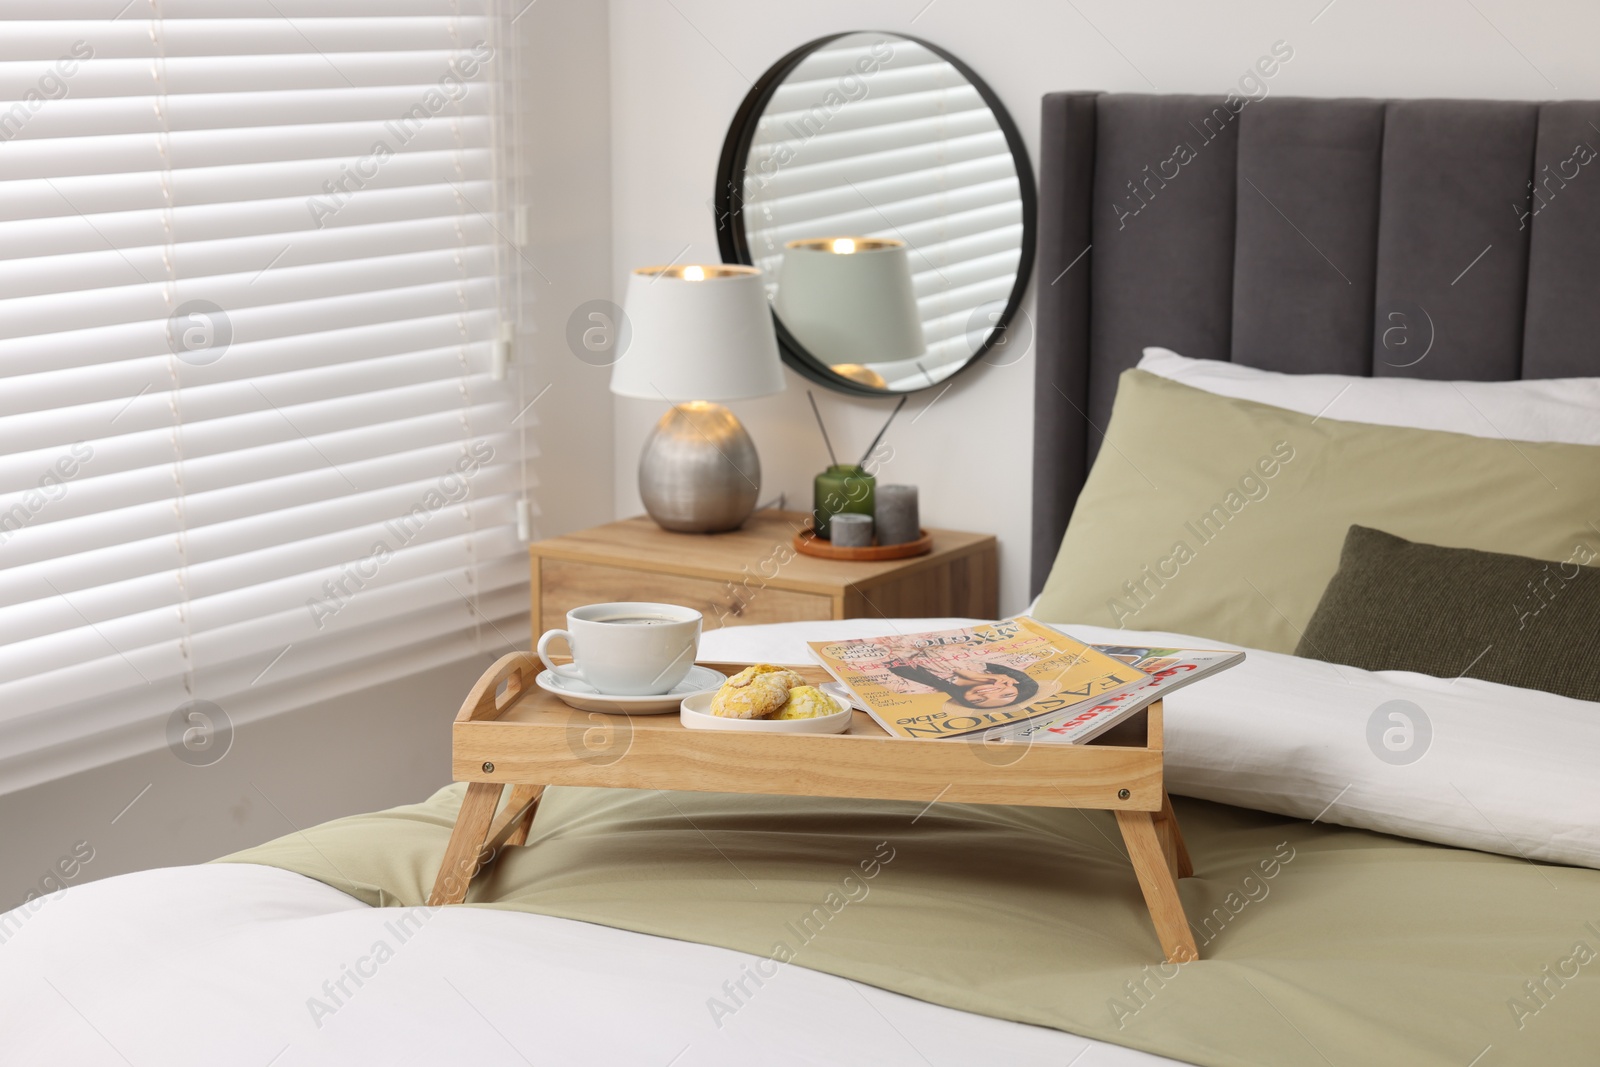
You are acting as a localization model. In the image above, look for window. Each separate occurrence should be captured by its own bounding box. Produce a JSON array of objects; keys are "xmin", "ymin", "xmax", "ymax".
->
[{"xmin": 0, "ymin": 2, "xmax": 533, "ymax": 791}]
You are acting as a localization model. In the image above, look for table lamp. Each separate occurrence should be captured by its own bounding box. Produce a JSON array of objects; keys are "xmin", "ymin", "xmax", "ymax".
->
[
  {"xmin": 611, "ymin": 264, "xmax": 786, "ymax": 533},
  {"xmin": 774, "ymin": 237, "xmax": 925, "ymax": 372}
]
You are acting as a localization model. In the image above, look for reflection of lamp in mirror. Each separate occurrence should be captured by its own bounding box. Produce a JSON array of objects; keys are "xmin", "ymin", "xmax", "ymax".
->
[
  {"xmin": 775, "ymin": 237, "xmax": 923, "ymax": 381},
  {"xmin": 829, "ymin": 363, "xmax": 890, "ymax": 390},
  {"xmin": 611, "ymin": 264, "xmax": 785, "ymax": 533}
]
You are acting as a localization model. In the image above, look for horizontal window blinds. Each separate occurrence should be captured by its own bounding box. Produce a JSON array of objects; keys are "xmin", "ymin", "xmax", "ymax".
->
[
  {"xmin": 740, "ymin": 37, "xmax": 1024, "ymax": 385},
  {"xmin": 0, "ymin": 2, "xmax": 531, "ymax": 793}
]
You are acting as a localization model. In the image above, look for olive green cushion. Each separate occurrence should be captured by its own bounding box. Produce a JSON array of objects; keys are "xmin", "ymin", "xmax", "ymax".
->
[
  {"xmin": 1033, "ymin": 369, "xmax": 1600, "ymax": 652},
  {"xmin": 1296, "ymin": 525, "xmax": 1600, "ymax": 699}
]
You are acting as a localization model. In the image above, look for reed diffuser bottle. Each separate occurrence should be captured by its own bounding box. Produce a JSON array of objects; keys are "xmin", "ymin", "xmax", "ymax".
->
[
  {"xmin": 813, "ymin": 464, "xmax": 875, "ymax": 539},
  {"xmin": 805, "ymin": 391, "xmax": 905, "ymax": 541}
]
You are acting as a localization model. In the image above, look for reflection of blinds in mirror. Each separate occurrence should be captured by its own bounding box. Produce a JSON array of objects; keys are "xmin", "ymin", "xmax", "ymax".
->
[{"xmin": 742, "ymin": 38, "xmax": 1023, "ymax": 387}]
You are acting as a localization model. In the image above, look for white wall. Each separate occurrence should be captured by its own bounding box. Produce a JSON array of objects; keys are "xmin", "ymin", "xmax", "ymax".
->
[{"xmin": 606, "ymin": 0, "xmax": 1600, "ymax": 614}]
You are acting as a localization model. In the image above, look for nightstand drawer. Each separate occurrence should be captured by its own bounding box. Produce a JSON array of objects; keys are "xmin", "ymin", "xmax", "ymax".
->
[{"xmin": 537, "ymin": 558, "xmax": 834, "ymax": 633}]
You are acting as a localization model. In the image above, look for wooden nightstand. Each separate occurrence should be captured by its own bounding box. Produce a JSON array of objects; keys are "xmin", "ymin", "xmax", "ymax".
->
[{"xmin": 530, "ymin": 509, "xmax": 998, "ymax": 634}]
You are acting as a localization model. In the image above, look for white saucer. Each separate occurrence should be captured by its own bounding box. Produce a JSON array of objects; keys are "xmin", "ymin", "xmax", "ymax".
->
[
  {"xmin": 536, "ymin": 665, "xmax": 727, "ymax": 715},
  {"xmin": 679, "ymin": 690, "xmax": 854, "ymax": 733}
]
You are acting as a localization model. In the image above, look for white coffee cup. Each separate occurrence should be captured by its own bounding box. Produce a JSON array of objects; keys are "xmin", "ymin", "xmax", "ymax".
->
[{"xmin": 536, "ymin": 601, "xmax": 702, "ymax": 696}]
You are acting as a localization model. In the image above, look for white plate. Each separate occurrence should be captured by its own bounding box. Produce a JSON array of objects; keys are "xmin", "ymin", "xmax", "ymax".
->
[
  {"xmin": 536, "ymin": 665, "xmax": 726, "ymax": 715},
  {"xmin": 679, "ymin": 690, "xmax": 854, "ymax": 733}
]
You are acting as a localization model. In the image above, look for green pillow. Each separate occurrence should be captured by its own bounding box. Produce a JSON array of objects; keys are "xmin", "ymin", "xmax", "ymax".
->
[
  {"xmin": 1032, "ymin": 369, "xmax": 1600, "ymax": 652},
  {"xmin": 1295, "ymin": 525, "xmax": 1600, "ymax": 699}
]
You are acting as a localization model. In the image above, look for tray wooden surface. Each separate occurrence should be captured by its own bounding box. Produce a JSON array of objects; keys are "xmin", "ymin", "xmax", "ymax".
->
[
  {"xmin": 454, "ymin": 660, "xmax": 1165, "ymax": 811},
  {"xmin": 792, "ymin": 524, "xmax": 935, "ymax": 562}
]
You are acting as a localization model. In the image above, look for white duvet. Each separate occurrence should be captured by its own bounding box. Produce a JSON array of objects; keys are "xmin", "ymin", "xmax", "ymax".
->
[
  {"xmin": 0, "ymin": 863, "xmax": 1164, "ymax": 1067},
  {"xmin": 4, "ymin": 617, "xmax": 1594, "ymax": 1066}
]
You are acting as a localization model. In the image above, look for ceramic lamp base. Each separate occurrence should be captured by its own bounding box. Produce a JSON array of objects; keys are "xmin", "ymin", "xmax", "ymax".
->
[{"xmin": 638, "ymin": 402, "xmax": 761, "ymax": 533}]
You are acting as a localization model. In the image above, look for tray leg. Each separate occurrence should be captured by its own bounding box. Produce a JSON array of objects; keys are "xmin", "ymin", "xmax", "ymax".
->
[
  {"xmin": 429, "ymin": 782, "xmax": 502, "ymax": 906},
  {"xmin": 1116, "ymin": 808, "xmax": 1200, "ymax": 963},
  {"xmin": 1158, "ymin": 792, "xmax": 1195, "ymax": 879},
  {"xmin": 495, "ymin": 784, "xmax": 545, "ymax": 848}
]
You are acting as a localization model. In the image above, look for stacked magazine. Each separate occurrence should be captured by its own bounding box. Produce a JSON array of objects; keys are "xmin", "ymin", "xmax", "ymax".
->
[{"xmin": 809, "ymin": 617, "xmax": 1242, "ymax": 745}]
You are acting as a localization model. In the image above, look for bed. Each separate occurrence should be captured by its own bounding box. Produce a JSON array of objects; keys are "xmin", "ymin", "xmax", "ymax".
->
[{"xmin": 5, "ymin": 92, "xmax": 1600, "ymax": 1066}]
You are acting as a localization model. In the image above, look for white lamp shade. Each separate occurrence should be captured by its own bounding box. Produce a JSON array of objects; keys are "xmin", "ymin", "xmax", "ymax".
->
[
  {"xmin": 774, "ymin": 238, "xmax": 925, "ymax": 365},
  {"xmin": 610, "ymin": 265, "xmax": 786, "ymax": 402}
]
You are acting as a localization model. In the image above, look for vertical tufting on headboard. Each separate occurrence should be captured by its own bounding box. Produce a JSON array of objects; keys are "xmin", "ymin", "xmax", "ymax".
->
[
  {"xmin": 1088, "ymin": 95, "xmax": 1240, "ymax": 424},
  {"xmin": 1030, "ymin": 91, "xmax": 1600, "ymax": 594},
  {"xmin": 1029, "ymin": 93, "xmax": 1096, "ymax": 589},
  {"xmin": 1231, "ymin": 98, "xmax": 1383, "ymax": 374},
  {"xmin": 1524, "ymin": 102, "xmax": 1600, "ymax": 377},
  {"xmin": 1372, "ymin": 101, "xmax": 1536, "ymax": 380}
]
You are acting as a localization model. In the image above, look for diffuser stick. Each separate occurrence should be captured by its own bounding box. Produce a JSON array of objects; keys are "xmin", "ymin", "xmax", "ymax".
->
[
  {"xmin": 807, "ymin": 390, "xmax": 839, "ymax": 467},
  {"xmin": 858, "ymin": 394, "xmax": 907, "ymax": 467}
]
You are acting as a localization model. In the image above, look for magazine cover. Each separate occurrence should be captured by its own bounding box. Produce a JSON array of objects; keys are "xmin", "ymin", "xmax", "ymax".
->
[
  {"xmin": 807, "ymin": 617, "xmax": 1146, "ymax": 740},
  {"xmin": 995, "ymin": 644, "xmax": 1246, "ymax": 745}
]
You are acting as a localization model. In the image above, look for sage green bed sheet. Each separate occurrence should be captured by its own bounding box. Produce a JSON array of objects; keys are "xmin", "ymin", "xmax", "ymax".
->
[{"xmin": 220, "ymin": 784, "xmax": 1600, "ymax": 1066}]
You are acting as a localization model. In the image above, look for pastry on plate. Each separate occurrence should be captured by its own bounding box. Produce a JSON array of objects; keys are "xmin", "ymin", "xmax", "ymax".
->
[
  {"xmin": 709, "ymin": 664, "xmax": 806, "ymax": 719},
  {"xmin": 771, "ymin": 685, "xmax": 844, "ymax": 720}
]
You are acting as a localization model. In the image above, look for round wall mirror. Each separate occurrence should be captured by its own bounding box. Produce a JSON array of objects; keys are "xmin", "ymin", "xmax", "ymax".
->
[{"xmin": 715, "ymin": 31, "xmax": 1036, "ymax": 396}]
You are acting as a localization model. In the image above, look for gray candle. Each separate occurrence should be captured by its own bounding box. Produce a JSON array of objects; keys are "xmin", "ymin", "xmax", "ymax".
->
[
  {"xmin": 875, "ymin": 484, "xmax": 919, "ymax": 546},
  {"xmin": 830, "ymin": 512, "xmax": 873, "ymax": 548}
]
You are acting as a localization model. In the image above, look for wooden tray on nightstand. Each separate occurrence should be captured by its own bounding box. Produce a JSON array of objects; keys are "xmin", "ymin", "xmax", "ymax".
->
[
  {"xmin": 792, "ymin": 522, "xmax": 934, "ymax": 561},
  {"xmin": 428, "ymin": 652, "xmax": 1200, "ymax": 963}
]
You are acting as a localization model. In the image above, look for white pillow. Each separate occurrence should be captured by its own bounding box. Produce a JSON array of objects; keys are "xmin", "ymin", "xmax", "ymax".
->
[
  {"xmin": 1139, "ymin": 347, "xmax": 1600, "ymax": 445},
  {"xmin": 1057, "ymin": 623, "xmax": 1600, "ymax": 871}
]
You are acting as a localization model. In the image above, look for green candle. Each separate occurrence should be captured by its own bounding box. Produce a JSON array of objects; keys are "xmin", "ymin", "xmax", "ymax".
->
[{"xmin": 812, "ymin": 464, "xmax": 875, "ymax": 539}]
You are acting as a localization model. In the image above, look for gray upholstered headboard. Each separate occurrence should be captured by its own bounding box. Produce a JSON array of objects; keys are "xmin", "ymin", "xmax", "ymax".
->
[{"xmin": 1030, "ymin": 91, "xmax": 1600, "ymax": 593}]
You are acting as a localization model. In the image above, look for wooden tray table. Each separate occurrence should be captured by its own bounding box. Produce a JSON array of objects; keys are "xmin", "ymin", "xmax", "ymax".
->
[{"xmin": 429, "ymin": 652, "xmax": 1200, "ymax": 963}]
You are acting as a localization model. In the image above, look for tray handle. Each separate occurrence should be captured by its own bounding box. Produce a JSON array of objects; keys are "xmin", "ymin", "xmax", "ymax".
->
[{"xmin": 454, "ymin": 651, "xmax": 541, "ymax": 723}]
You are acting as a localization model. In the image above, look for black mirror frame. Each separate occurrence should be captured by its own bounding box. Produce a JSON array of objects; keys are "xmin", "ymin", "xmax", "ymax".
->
[{"xmin": 713, "ymin": 30, "xmax": 1038, "ymax": 397}]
